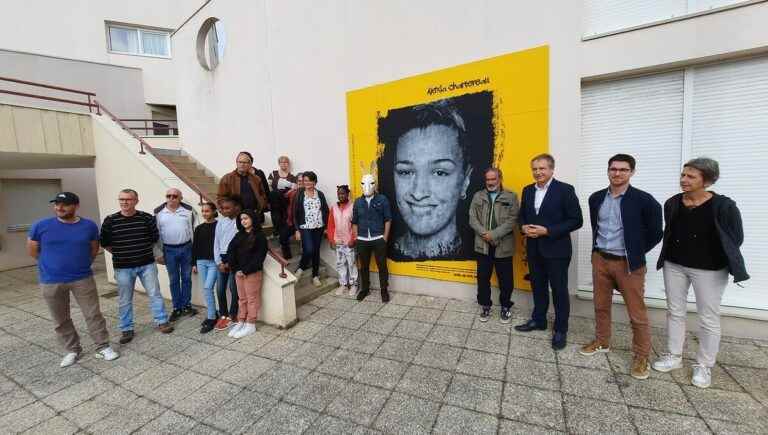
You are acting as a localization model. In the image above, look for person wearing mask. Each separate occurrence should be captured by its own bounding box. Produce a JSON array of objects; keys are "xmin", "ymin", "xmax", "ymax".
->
[
  {"xmin": 515, "ymin": 154, "xmax": 583, "ymax": 350},
  {"xmin": 352, "ymin": 172, "xmax": 393, "ymax": 302},
  {"xmin": 100, "ymin": 189, "xmax": 173, "ymax": 344},
  {"xmin": 268, "ymin": 156, "xmax": 298, "ymax": 258},
  {"xmin": 213, "ymin": 195, "xmax": 242, "ymax": 330},
  {"xmin": 468, "ymin": 168, "xmax": 519, "ymax": 324},
  {"xmin": 192, "ymin": 202, "xmax": 219, "ymax": 334},
  {"xmin": 652, "ymin": 157, "xmax": 748, "ymax": 388},
  {"xmin": 293, "ymin": 171, "xmax": 329, "ymax": 287},
  {"xmin": 217, "ymin": 152, "xmax": 267, "ymax": 221},
  {"xmin": 154, "ymin": 188, "xmax": 198, "ymax": 321},
  {"xmin": 226, "ymin": 209, "xmax": 268, "ymax": 339},
  {"xmin": 580, "ymin": 154, "xmax": 663, "ymax": 381},
  {"xmin": 27, "ymin": 192, "xmax": 119, "ymax": 367},
  {"xmin": 327, "ymin": 185, "xmax": 358, "ymax": 296}
]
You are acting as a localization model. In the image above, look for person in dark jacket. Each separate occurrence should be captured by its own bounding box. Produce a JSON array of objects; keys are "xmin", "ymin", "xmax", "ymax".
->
[
  {"xmin": 579, "ymin": 154, "xmax": 663, "ymax": 382},
  {"xmin": 268, "ymin": 156, "xmax": 298, "ymax": 258},
  {"xmin": 293, "ymin": 171, "xmax": 330, "ymax": 287},
  {"xmin": 515, "ymin": 154, "xmax": 583, "ymax": 350},
  {"xmin": 226, "ymin": 209, "xmax": 268, "ymax": 339},
  {"xmin": 652, "ymin": 157, "xmax": 748, "ymax": 389},
  {"xmin": 192, "ymin": 202, "xmax": 218, "ymax": 333}
]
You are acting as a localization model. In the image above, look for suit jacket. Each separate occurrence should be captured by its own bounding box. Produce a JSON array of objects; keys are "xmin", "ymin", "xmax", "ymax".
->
[{"xmin": 518, "ymin": 179, "xmax": 583, "ymax": 259}]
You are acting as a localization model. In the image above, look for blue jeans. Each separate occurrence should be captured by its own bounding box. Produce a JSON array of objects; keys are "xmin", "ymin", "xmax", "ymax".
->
[
  {"xmin": 299, "ymin": 228, "xmax": 324, "ymax": 277},
  {"xmin": 196, "ymin": 260, "xmax": 218, "ymax": 320},
  {"xmin": 115, "ymin": 263, "xmax": 168, "ymax": 331},
  {"xmin": 163, "ymin": 243, "xmax": 193, "ymax": 310},
  {"xmin": 217, "ymin": 268, "xmax": 238, "ymax": 318}
]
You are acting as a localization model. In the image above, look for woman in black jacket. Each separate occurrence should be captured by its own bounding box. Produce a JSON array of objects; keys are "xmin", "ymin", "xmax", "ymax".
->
[
  {"xmin": 652, "ymin": 157, "xmax": 748, "ymax": 389},
  {"xmin": 226, "ymin": 209, "xmax": 268, "ymax": 339},
  {"xmin": 292, "ymin": 171, "xmax": 329, "ymax": 287}
]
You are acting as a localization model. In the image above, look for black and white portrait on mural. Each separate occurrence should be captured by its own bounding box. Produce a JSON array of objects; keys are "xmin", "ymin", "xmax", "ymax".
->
[{"xmin": 377, "ymin": 91, "xmax": 495, "ymax": 261}]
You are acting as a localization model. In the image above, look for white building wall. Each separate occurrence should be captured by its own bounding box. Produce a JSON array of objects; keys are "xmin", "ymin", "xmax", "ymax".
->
[
  {"xmin": 0, "ymin": 0, "xmax": 200, "ymax": 105},
  {"xmin": 171, "ymin": 0, "xmax": 768, "ymax": 323}
]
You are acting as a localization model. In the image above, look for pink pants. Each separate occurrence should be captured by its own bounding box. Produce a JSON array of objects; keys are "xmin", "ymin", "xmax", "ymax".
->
[{"xmin": 235, "ymin": 271, "xmax": 263, "ymax": 323}]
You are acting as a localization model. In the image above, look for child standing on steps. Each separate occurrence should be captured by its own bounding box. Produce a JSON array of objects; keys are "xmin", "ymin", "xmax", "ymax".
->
[
  {"xmin": 327, "ymin": 185, "xmax": 358, "ymax": 297},
  {"xmin": 192, "ymin": 202, "xmax": 218, "ymax": 333},
  {"xmin": 226, "ymin": 209, "xmax": 268, "ymax": 339}
]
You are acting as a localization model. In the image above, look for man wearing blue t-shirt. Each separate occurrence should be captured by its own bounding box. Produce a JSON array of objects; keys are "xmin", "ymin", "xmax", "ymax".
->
[{"xmin": 27, "ymin": 192, "xmax": 119, "ymax": 368}]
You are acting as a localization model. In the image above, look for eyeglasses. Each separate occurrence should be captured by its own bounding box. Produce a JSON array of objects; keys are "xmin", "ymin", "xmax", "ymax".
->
[
  {"xmin": 236, "ymin": 160, "xmax": 251, "ymax": 164},
  {"xmin": 166, "ymin": 194, "xmax": 179, "ymax": 199}
]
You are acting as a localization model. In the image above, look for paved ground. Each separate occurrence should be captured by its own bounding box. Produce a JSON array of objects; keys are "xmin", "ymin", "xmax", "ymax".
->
[{"xmin": 1, "ymin": 259, "xmax": 767, "ymax": 434}]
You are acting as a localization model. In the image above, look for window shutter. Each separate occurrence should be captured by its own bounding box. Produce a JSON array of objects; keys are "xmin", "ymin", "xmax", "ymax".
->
[
  {"xmin": 578, "ymin": 71, "xmax": 685, "ymax": 299},
  {"xmin": 583, "ymin": 0, "xmax": 687, "ymax": 36},
  {"xmin": 689, "ymin": 56, "xmax": 768, "ymax": 310}
]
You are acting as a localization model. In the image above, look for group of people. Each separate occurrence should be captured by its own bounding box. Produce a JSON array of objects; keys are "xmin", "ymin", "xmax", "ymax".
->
[
  {"xmin": 27, "ymin": 149, "xmax": 747, "ymax": 390},
  {"xmin": 471, "ymin": 152, "xmax": 747, "ymax": 389}
]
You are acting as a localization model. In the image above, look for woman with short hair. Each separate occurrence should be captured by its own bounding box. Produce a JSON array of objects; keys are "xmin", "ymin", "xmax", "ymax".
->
[
  {"xmin": 268, "ymin": 156, "xmax": 298, "ymax": 258},
  {"xmin": 293, "ymin": 171, "xmax": 329, "ymax": 287},
  {"xmin": 653, "ymin": 157, "xmax": 749, "ymax": 388}
]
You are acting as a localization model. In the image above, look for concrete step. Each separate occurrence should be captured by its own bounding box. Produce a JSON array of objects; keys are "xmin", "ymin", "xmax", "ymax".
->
[
  {"xmin": 152, "ymin": 148, "xmax": 182, "ymax": 156},
  {"xmin": 187, "ymin": 175, "xmax": 216, "ymax": 184},
  {"xmin": 295, "ymin": 277, "xmax": 339, "ymax": 306}
]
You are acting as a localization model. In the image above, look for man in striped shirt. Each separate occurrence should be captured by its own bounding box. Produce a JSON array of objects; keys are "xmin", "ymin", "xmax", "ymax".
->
[{"xmin": 100, "ymin": 189, "xmax": 174, "ymax": 344}]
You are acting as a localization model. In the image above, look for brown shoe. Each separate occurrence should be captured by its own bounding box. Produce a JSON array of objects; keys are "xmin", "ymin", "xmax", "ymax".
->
[
  {"xmin": 631, "ymin": 356, "xmax": 650, "ymax": 380},
  {"xmin": 578, "ymin": 340, "xmax": 610, "ymax": 356},
  {"xmin": 157, "ymin": 323, "xmax": 174, "ymax": 334}
]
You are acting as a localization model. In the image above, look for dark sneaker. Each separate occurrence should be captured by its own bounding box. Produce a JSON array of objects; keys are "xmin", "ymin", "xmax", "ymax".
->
[
  {"xmin": 168, "ymin": 309, "xmax": 182, "ymax": 322},
  {"xmin": 500, "ymin": 308, "xmax": 512, "ymax": 324},
  {"xmin": 157, "ymin": 323, "xmax": 174, "ymax": 334},
  {"xmin": 514, "ymin": 319, "xmax": 547, "ymax": 332},
  {"xmin": 183, "ymin": 306, "xmax": 199, "ymax": 317},
  {"xmin": 479, "ymin": 306, "xmax": 491, "ymax": 323},
  {"xmin": 381, "ymin": 290, "xmax": 390, "ymax": 303},
  {"xmin": 200, "ymin": 319, "xmax": 216, "ymax": 334},
  {"xmin": 552, "ymin": 332, "xmax": 567, "ymax": 350},
  {"xmin": 356, "ymin": 290, "xmax": 369, "ymax": 301},
  {"xmin": 119, "ymin": 330, "xmax": 134, "ymax": 345}
]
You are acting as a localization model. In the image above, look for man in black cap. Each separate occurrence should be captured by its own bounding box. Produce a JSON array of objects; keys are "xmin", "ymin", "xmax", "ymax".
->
[{"xmin": 27, "ymin": 192, "xmax": 119, "ymax": 367}]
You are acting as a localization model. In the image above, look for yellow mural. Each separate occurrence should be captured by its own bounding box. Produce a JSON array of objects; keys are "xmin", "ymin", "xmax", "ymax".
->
[{"xmin": 346, "ymin": 46, "xmax": 549, "ymax": 289}]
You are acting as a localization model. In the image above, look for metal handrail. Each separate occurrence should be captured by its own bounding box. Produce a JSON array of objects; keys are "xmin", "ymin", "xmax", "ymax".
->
[
  {"xmin": 269, "ymin": 247, "xmax": 289, "ymax": 278},
  {"xmin": 0, "ymin": 76, "xmax": 100, "ymax": 114}
]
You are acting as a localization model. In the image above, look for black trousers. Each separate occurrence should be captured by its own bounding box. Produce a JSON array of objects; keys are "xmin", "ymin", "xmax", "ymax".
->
[
  {"xmin": 357, "ymin": 238, "xmax": 388, "ymax": 292},
  {"xmin": 529, "ymin": 254, "xmax": 571, "ymax": 332},
  {"xmin": 476, "ymin": 246, "xmax": 514, "ymax": 309}
]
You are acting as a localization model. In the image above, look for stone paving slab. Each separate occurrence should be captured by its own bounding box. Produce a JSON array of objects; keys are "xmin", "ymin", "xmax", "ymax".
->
[{"xmin": 1, "ymin": 261, "xmax": 767, "ymax": 434}]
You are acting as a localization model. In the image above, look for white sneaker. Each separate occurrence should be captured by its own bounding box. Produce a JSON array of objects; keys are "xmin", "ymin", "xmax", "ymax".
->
[
  {"xmin": 60, "ymin": 352, "xmax": 80, "ymax": 368},
  {"xmin": 313, "ymin": 277, "xmax": 322, "ymax": 287},
  {"xmin": 95, "ymin": 346, "xmax": 120, "ymax": 362},
  {"xmin": 652, "ymin": 354, "xmax": 683, "ymax": 373},
  {"xmin": 234, "ymin": 323, "xmax": 256, "ymax": 339},
  {"xmin": 294, "ymin": 268, "xmax": 303, "ymax": 279},
  {"xmin": 336, "ymin": 286, "xmax": 346, "ymax": 296},
  {"xmin": 692, "ymin": 364, "xmax": 712, "ymax": 388},
  {"xmin": 227, "ymin": 322, "xmax": 244, "ymax": 338},
  {"xmin": 349, "ymin": 285, "xmax": 358, "ymax": 297}
]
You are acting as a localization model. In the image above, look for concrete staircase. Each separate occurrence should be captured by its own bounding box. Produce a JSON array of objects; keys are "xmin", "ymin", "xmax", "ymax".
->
[
  {"xmin": 280, "ymin": 239, "xmax": 339, "ymax": 305},
  {"xmin": 152, "ymin": 149, "xmax": 218, "ymax": 202}
]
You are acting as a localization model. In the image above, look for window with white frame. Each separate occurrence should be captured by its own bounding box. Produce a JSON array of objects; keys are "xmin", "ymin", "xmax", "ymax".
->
[
  {"xmin": 107, "ymin": 23, "xmax": 170, "ymax": 57},
  {"xmin": 583, "ymin": 0, "xmax": 753, "ymax": 37},
  {"xmin": 578, "ymin": 55, "xmax": 768, "ymax": 311}
]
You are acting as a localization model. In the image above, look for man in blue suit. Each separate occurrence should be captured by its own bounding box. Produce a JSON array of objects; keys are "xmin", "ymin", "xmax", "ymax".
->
[{"xmin": 514, "ymin": 154, "xmax": 583, "ymax": 350}]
